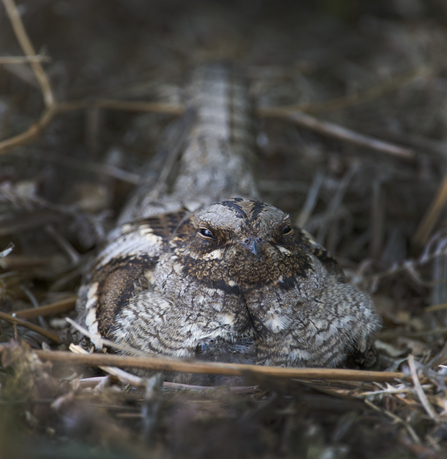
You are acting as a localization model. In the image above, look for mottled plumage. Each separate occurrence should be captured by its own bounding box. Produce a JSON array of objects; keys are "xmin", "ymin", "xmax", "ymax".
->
[{"xmin": 76, "ymin": 63, "xmax": 381, "ymax": 383}]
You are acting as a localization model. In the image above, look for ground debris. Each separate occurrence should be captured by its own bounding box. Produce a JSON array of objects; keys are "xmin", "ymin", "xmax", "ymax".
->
[{"xmin": 2, "ymin": 0, "xmax": 447, "ymax": 457}]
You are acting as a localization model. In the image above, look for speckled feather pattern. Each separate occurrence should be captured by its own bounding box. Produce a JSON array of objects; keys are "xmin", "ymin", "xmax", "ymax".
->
[{"xmin": 76, "ymin": 63, "xmax": 381, "ymax": 382}]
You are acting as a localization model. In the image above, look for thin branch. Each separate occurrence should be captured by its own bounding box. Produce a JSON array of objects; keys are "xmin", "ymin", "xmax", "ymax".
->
[
  {"xmin": 44, "ymin": 224, "xmax": 80, "ymax": 266},
  {"xmin": 397, "ymin": 435, "xmax": 446, "ymax": 459},
  {"xmin": 13, "ymin": 296, "xmax": 76, "ymax": 319},
  {"xmin": 424, "ymin": 302, "xmax": 447, "ymax": 313},
  {"xmin": 412, "ymin": 175, "xmax": 447, "ymax": 248},
  {"xmin": 162, "ymin": 381, "xmax": 259, "ymax": 393},
  {"xmin": 0, "ymin": 0, "xmax": 420, "ymax": 165},
  {"xmin": 0, "ymin": 92, "xmax": 415, "ymax": 165},
  {"xmin": 361, "ymin": 246, "xmax": 447, "ymax": 284},
  {"xmin": 357, "ymin": 386, "xmax": 432, "ymax": 398},
  {"xmin": 364, "ymin": 399, "xmax": 422, "ymax": 444},
  {"xmin": 0, "ymin": 5, "xmax": 418, "ymax": 170},
  {"xmin": 0, "ymin": 105, "xmax": 57, "ymax": 154},
  {"xmin": 0, "ymin": 54, "xmax": 51, "ymax": 64},
  {"xmin": 370, "ymin": 180, "xmax": 385, "ymax": 259},
  {"xmin": 20, "ymin": 284, "xmax": 47, "ymax": 328},
  {"xmin": 70, "ymin": 344, "xmax": 148, "ymax": 389},
  {"xmin": 408, "ymin": 354, "xmax": 438, "ymax": 421},
  {"xmin": 257, "ymin": 107, "xmax": 415, "ymax": 160},
  {"xmin": 0, "ymin": 311, "xmax": 60, "ymax": 342},
  {"xmin": 316, "ymin": 162, "xmax": 359, "ymax": 243},
  {"xmin": 91, "ymin": 99, "xmax": 184, "ymax": 115},
  {"xmin": 77, "ymin": 376, "xmax": 110, "ymax": 388},
  {"xmin": 2, "ymin": 0, "xmax": 55, "ymax": 107},
  {"xmin": 0, "ymin": 101, "xmax": 182, "ymax": 155},
  {"xmin": 295, "ymin": 169, "xmax": 324, "ymax": 228},
  {"xmin": 67, "ymin": 318, "xmax": 404, "ymax": 384},
  {"xmin": 0, "ymin": 346, "xmax": 405, "ymax": 382},
  {"xmin": 70, "ymin": 344, "xmax": 259, "ymax": 392}
]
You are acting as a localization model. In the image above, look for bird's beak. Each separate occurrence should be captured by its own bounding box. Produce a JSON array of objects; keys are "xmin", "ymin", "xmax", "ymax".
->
[{"xmin": 241, "ymin": 237, "xmax": 263, "ymax": 256}]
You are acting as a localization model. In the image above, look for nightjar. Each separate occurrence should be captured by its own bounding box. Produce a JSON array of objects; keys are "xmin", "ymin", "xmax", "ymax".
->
[{"xmin": 76, "ymin": 63, "xmax": 381, "ymax": 381}]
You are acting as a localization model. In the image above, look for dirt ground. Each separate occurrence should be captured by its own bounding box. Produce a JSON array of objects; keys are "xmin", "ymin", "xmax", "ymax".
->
[{"xmin": 2, "ymin": 0, "xmax": 447, "ymax": 458}]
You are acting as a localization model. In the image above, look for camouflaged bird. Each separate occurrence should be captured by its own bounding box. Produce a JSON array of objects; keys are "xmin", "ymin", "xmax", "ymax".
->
[{"xmin": 76, "ymin": 63, "xmax": 381, "ymax": 380}]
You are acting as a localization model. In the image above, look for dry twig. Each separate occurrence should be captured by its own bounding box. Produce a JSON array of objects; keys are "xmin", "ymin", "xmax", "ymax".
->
[
  {"xmin": 295, "ymin": 169, "xmax": 324, "ymax": 228},
  {"xmin": 413, "ymin": 175, "xmax": 447, "ymax": 248},
  {"xmin": 70, "ymin": 344, "xmax": 148, "ymax": 389},
  {"xmin": 90, "ymin": 99, "xmax": 184, "ymax": 115},
  {"xmin": 364, "ymin": 399, "xmax": 421, "ymax": 444},
  {"xmin": 0, "ymin": 311, "xmax": 60, "ymax": 342},
  {"xmin": 162, "ymin": 381, "xmax": 259, "ymax": 393},
  {"xmin": 13, "ymin": 296, "xmax": 77, "ymax": 319},
  {"xmin": 361, "ymin": 244, "xmax": 447, "ymax": 285},
  {"xmin": 0, "ymin": 105, "xmax": 58, "ymax": 153},
  {"xmin": 0, "ymin": 0, "xmax": 418, "ymax": 169},
  {"xmin": 0, "ymin": 346, "xmax": 406, "ymax": 382},
  {"xmin": 397, "ymin": 435, "xmax": 446, "ymax": 459},
  {"xmin": 2, "ymin": 0, "xmax": 54, "ymax": 107},
  {"xmin": 425, "ymin": 302, "xmax": 447, "ymax": 313},
  {"xmin": 257, "ymin": 107, "xmax": 415, "ymax": 160},
  {"xmin": 0, "ymin": 54, "xmax": 50, "ymax": 64},
  {"xmin": 0, "ymin": 101, "xmax": 182, "ymax": 154},
  {"xmin": 408, "ymin": 354, "xmax": 438, "ymax": 421},
  {"xmin": 65, "ymin": 319, "xmax": 405, "ymax": 382}
]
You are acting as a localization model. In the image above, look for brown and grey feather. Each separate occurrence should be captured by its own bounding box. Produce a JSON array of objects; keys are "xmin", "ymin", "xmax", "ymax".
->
[{"xmin": 75, "ymin": 63, "xmax": 381, "ymax": 383}]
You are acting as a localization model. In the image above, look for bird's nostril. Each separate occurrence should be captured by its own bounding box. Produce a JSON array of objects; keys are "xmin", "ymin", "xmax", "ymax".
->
[{"xmin": 241, "ymin": 236, "xmax": 263, "ymax": 256}]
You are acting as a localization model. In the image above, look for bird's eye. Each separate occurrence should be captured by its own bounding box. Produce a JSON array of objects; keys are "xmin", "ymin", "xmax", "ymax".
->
[
  {"xmin": 282, "ymin": 225, "xmax": 292, "ymax": 235},
  {"xmin": 198, "ymin": 228, "xmax": 214, "ymax": 239}
]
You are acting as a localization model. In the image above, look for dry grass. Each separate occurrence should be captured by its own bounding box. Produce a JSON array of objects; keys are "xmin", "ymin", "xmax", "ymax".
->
[{"xmin": 2, "ymin": 0, "xmax": 447, "ymax": 457}]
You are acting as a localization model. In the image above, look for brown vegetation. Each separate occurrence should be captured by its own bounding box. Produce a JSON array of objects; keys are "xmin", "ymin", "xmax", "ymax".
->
[{"xmin": 2, "ymin": 0, "xmax": 447, "ymax": 457}]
